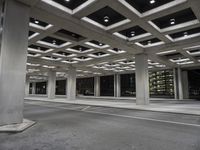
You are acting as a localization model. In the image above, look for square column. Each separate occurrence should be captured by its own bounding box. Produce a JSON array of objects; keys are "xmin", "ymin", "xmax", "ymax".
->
[
  {"xmin": 32, "ymin": 82, "xmax": 36, "ymax": 94},
  {"xmin": 177, "ymin": 68, "xmax": 183, "ymax": 100},
  {"xmin": 173, "ymin": 68, "xmax": 178, "ymax": 99},
  {"xmin": 0, "ymin": 0, "xmax": 30, "ymax": 126},
  {"xmin": 114, "ymin": 74, "xmax": 121, "ymax": 97},
  {"xmin": 94, "ymin": 76, "xmax": 100, "ymax": 97},
  {"xmin": 25, "ymin": 76, "xmax": 30, "ymax": 97},
  {"xmin": 67, "ymin": 67, "xmax": 76, "ymax": 100},
  {"xmin": 135, "ymin": 54, "xmax": 149, "ymax": 105},
  {"xmin": 47, "ymin": 71, "xmax": 56, "ymax": 99},
  {"xmin": 182, "ymin": 71, "xmax": 189, "ymax": 99}
]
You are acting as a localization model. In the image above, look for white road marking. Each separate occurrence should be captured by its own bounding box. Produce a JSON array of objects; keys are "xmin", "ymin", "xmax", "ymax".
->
[
  {"xmin": 25, "ymin": 102, "xmax": 200, "ymax": 128},
  {"xmin": 81, "ymin": 106, "xmax": 91, "ymax": 111}
]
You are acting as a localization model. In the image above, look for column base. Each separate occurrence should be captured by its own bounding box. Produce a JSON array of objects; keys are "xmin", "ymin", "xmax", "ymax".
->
[{"xmin": 0, "ymin": 119, "xmax": 35, "ymax": 132}]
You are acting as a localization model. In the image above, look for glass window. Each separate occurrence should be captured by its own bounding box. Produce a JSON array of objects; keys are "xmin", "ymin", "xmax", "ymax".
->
[
  {"xmin": 77, "ymin": 77, "xmax": 94, "ymax": 96},
  {"xmin": 149, "ymin": 70, "xmax": 174, "ymax": 98},
  {"xmin": 120, "ymin": 73, "xmax": 136, "ymax": 97},
  {"xmin": 188, "ymin": 70, "xmax": 200, "ymax": 99},
  {"xmin": 29, "ymin": 83, "xmax": 33, "ymax": 94},
  {"xmin": 100, "ymin": 75, "xmax": 114, "ymax": 96},
  {"xmin": 36, "ymin": 82, "xmax": 47, "ymax": 94},
  {"xmin": 56, "ymin": 80, "xmax": 66, "ymax": 95}
]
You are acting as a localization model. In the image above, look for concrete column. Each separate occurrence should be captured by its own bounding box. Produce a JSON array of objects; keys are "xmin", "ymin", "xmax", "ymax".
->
[
  {"xmin": 114, "ymin": 74, "xmax": 121, "ymax": 97},
  {"xmin": 47, "ymin": 70, "xmax": 56, "ymax": 99},
  {"xmin": 135, "ymin": 54, "xmax": 149, "ymax": 105},
  {"xmin": 32, "ymin": 82, "xmax": 36, "ymax": 94},
  {"xmin": 0, "ymin": 0, "xmax": 30, "ymax": 126},
  {"xmin": 173, "ymin": 68, "xmax": 178, "ymax": 99},
  {"xmin": 25, "ymin": 76, "xmax": 30, "ymax": 97},
  {"xmin": 182, "ymin": 70, "xmax": 189, "ymax": 99},
  {"xmin": 177, "ymin": 67, "xmax": 183, "ymax": 100},
  {"xmin": 67, "ymin": 67, "xmax": 76, "ymax": 100},
  {"xmin": 94, "ymin": 76, "xmax": 100, "ymax": 97}
]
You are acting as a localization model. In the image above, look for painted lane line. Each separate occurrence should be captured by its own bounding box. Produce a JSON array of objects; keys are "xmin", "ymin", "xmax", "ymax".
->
[{"xmin": 81, "ymin": 106, "xmax": 91, "ymax": 111}]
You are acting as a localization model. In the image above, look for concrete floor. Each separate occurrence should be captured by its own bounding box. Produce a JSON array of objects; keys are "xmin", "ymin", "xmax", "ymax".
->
[{"xmin": 0, "ymin": 100, "xmax": 200, "ymax": 150}]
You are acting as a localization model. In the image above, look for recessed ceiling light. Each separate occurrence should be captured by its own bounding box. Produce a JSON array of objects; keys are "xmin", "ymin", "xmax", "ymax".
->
[
  {"xmin": 170, "ymin": 18, "xmax": 175, "ymax": 25},
  {"xmin": 104, "ymin": 16, "xmax": 110, "ymax": 23},
  {"xmin": 150, "ymin": 0, "xmax": 156, "ymax": 4},
  {"xmin": 34, "ymin": 20, "xmax": 39, "ymax": 24},
  {"xmin": 65, "ymin": 0, "xmax": 70, "ymax": 2},
  {"xmin": 184, "ymin": 32, "xmax": 188, "ymax": 37},
  {"xmin": 53, "ymin": 40, "xmax": 56, "ymax": 45},
  {"xmin": 131, "ymin": 31, "xmax": 135, "ymax": 37}
]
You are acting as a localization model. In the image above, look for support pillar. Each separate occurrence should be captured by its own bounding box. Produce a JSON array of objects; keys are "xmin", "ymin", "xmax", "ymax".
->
[
  {"xmin": 177, "ymin": 67, "xmax": 183, "ymax": 100},
  {"xmin": 32, "ymin": 82, "xmax": 36, "ymax": 94},
  {"xmin": 47, "ymin": 70, "xmax": 56, "ymax": 99},
  {"xmin": 173, "ymin": 68, "xmax": 178, "ymax": 99},
  {"xmin": 0, "ymin": 0, "xmax": 30, "ymax": 126},
  {"xmin": 114, "ymin": 74, "xmax": 121, "ymax": 97},
  {"xmin": 25, "ymin": 76, "xmax": 30, "ymax": 97},
  {"xmin": 67, "ymin": 67, "xmax": 76, "ymax": 100},
  {"xmin": 135, "ymin": 54, "xmax": 149, "ymax": 105},
  {"xmin": 94, "ymin": 76, "xmax": 100, "ymax": 97},
  {"xmin": 182, "ymin": 70, "xmax": 189, "ymax": 99}
]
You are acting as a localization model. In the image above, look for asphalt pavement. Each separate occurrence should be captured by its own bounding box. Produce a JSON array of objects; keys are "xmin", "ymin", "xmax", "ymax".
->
[{"xmin": 0, "ymin": 100, "xmax": 200, "ymax": 150}]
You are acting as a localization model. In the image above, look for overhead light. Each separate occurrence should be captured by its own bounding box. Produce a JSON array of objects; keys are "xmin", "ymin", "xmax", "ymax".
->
[
  {"xmin": 150, "ymin": 0, "xmax": 155, "ymax": 4},
  {"xmin": 184, "ymin": 32, "xmax": 188, "ymax": 37},
  {"xmin": 131, "ymin": 31, "xmax": 135, "ymax": 37},
  {"xmin": 65, "ymin": 0, "xmax": 70, "ymax": 2},
  {"xmin": 170, "ymin": 18, "xmax": 175, "ymax": 25},
  {"xmin": 104, "ymin": 16, "xmax": 110, "ymax": 23},
  {"xmin": 34, "ymin": 20, "xmax": 39, "ymax": 24},
  {"xmin": 52, "ymin": 40, "xmax": 56, "ymax": 45},
  {"xmin": 99, "ymin": 43, "xmax": 103, "ymax": 46}
]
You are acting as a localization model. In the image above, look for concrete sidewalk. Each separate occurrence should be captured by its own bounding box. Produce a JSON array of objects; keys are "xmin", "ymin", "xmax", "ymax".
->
[{"xmin": 25, "ymin": 96, "xmax": 200, "ymax": 116}]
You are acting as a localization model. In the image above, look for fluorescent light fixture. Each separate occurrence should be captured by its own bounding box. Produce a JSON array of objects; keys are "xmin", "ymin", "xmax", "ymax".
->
[
  {"xmin": 170, "ymin": 58, "xmax": 190, "ymax": 63},
  {"xmin": 29, "ymin": 23, "xmax": 53, "ymax": 30},
  {"xmin": 28, "ymin": 32, "xmax": 39, "ymax": 40},
  {"xmin": 177, "ymin": 61, "xmax": 194, "ymax": 65},
  {"xmin": 41, "ymin": 56, "xmax": 62, "ymax": 61},
  {"xmin": 156, "ymin": 50, "xmax": 176, "ymax": 55}
]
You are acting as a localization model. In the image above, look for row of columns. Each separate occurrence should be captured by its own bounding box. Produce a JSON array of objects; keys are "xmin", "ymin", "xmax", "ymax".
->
[{"xmin": 27, "ymin": 54, "xmax": 189, "ymax": 103}]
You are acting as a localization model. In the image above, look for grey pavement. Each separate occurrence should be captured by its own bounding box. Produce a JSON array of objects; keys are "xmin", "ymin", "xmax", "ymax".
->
[{"xmin": 0, "ymin": 100, "xmax": 200, "ymax": 150}]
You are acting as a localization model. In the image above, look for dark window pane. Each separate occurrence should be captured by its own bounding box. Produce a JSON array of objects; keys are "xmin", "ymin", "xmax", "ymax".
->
[
  {"xmin": 29, "ymin": 83, "xmax": 33, "ymax": 94},
  {"xmin": 56, "ymin": 80, "xmax": 66, "ymax": 95},
  {"xmin": 120, "ymin": 73, "xmax": 136, "ymax": 97},
  {"xmin": 77, "ymin": 77, "xmax": 94, "ymax": 96},
  {"xmin": 100, "ymin": 75, "xmax": 114, "ymax": 96},
  {"xmin": 36, "ymin": 82, "xmax": 47, "ymax": 94},
  {"xmin": 188, "ymin": 70, "xmax": 200, "ymax": 99}
]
